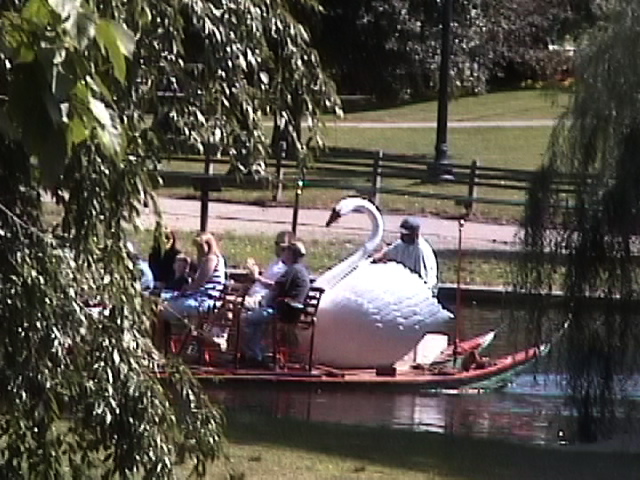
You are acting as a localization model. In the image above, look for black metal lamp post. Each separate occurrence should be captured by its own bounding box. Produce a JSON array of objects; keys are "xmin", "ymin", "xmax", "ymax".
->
[{"xmin": 432, "ymin": 0, "xmax": 454, "ymax": 181}]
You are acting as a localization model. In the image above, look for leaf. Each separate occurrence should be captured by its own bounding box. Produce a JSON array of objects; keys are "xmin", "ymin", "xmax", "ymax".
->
[
  {"xmin": 87, "ymin": 74, "xmax": 113, "ymax": 103},
  {"xmin": 74, "ymin": 11, "xmax": 97, "ymax": 49},
  {"xmin": 88, "ymin": 95, "xmax": 122, "ymax": 156},
  {"xmin": 37, "ymin": 124, "xmax": 68, "ymax": 187},
  {"xmin": 16, "ymin": 46, "xmax": 35, "ymax": 63},
  {"xmin": 67, "ymin": 115, "xmax": 88, "ymax": 149},
  {"xmin": 7, "ymin": 62, "xmax": 67, "ymax": 186},
  {"xmin": 95, "ymin": 19, "xmax": 135, "ymax": 84},
  {"xmin": 22, "ymin": 0, "xmax": 54, "ymax": 26},
  {"xmin": 49, "ymin": 0, "xmax": 80, "ymax": 21}
]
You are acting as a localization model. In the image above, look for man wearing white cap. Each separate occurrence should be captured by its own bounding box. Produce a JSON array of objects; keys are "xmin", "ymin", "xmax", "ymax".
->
[
  {"xmin": 243, "ymin": 241, "xmax": 310, "ymax": 367},
  {"xmin": 245, "ymin": 230, "xmax": 295, "ymax": 310},
  {"xmin": 372, "ymin": 216, "xmax": 438, "ymax": 293}
]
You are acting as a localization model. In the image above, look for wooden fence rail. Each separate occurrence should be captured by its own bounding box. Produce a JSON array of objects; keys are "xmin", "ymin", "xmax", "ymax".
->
[{"xmin": 156, "ymin": 147, "xmax": 582, "ymax": 229}]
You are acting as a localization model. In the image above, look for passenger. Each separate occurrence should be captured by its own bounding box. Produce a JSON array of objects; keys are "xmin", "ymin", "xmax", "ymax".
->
[
  {"xmin": 164, "ymin": 254, "xmax": 191, "ymax": 292},
  {"xmin": 243, "ymin": 241, "xmax": 310, "ymax": 368},
  {"xmin": 372, "ymin": 216, "xmax": 438, "ymax": 292},
  {"xmin": 127, "ymin": 241, "xmax": 155, "ymax": 291},
  {"xmin": 148, "ymin": 229, "xmax": 181, "ymax": 288},
  {"xmin": 160, "ymin": 232, "xmax": 226, "ymax": 325},
  {"xmin": 244, "ymin": 230, "xmax": 295, "ymax": 310}
]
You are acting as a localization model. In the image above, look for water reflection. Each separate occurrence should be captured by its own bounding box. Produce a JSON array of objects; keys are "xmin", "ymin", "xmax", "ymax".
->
[
  {"xmin": 210, "ymin": 304, "xmax": 640, "ymax": 448},
  {"xmin": 211, "ymin": 375, "xmax": 573, "ymax": 447}
]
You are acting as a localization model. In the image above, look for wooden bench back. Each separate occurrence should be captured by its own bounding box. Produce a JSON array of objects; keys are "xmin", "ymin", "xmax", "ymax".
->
[{"xmin": 299, "ymin": 285, "xmax": 324, "ymax": 324}]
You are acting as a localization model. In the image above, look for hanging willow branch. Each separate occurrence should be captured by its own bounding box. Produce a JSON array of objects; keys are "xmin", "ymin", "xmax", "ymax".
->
[
  {"xmin": 0, "ymin": 0, "xmax": 231, "ymax": 475},
  {"xmin": 515, "ymin": 0, "xmax": 640, "ymax": 442}
]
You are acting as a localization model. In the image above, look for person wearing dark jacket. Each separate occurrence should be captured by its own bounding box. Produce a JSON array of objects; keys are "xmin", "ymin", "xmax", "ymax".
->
[
  {"xmin": 148, "ymin": 230, "xmax": 181, "ymax": 288},
  {"xmin": 243, "ymin": 241, "xmax": 310, "ymax": 366}
]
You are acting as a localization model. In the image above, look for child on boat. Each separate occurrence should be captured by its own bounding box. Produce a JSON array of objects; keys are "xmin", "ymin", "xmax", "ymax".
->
[
  {"xmin": 164, "ymin": 254, "xmax": 191, "ymax": 292},
  {"xmin": 148, "ymin": 229, "xmax": 182, "ymax": 289}
]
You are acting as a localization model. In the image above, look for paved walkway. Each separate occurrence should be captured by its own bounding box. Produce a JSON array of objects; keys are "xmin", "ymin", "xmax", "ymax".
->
[{"xmin": 140, "ymin": 197, "xmax": 521, "ymax": 251}]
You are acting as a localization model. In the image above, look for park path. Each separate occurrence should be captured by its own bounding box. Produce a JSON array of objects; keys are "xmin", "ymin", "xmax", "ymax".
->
[{"xmin": 140, "ymin": 197, "xmax": 521, "ymax": 252}]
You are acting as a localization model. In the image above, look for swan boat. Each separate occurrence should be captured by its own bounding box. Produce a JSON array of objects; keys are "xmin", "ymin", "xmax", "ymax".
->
[
  {"xmin": 311, "ymin": 197, "xmax": 454, "ymax": 368},
  {"xmin": 156, "ymin": 197, "xmax": 548, "ymax": 390}
]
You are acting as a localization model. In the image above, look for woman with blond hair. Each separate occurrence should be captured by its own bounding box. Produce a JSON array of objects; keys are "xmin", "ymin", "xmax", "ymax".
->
[{"xmin": 160, "ymin": 232, "xmax": 226, "ymax": 324}]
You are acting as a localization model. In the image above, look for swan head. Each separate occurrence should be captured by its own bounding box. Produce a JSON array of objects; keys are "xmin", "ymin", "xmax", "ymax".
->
[
  {"xmin": 325, "ymin": 197, "xmax": 380, "ymax": 227},
  {"xmin": 326, "ymin": 208, "xmax": 341, "ymax": 227},
  {"xmin": 324, "ymin": 197, "xmax": 384, "ymax": 255}
]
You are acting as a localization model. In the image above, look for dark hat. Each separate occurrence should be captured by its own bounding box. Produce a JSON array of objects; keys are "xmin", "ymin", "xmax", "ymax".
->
[{"xmin": 399, "ymin": 217, "xmax": 420, "ymax": 234}]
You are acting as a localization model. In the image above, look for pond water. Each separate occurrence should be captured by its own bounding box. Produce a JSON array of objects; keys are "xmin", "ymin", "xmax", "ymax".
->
[{"xmin": 207, "ymin": 303, "xmax": 640, "ymax": 448}]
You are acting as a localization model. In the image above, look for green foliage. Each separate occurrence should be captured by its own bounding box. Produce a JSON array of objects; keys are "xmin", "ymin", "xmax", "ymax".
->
[
  {"xmin": 317, "ymin": 0, "xmax": 599, "ymax": 102},
  {"xmin": 482, "ymin": 0, "xmax": 589, "ymax": 86},
  {"xmin": 0, "ymin": 0, "xmax": 339, "ymax": 475},
  {"xmin": 317, "ymin": 0, "xmax": 488, "ymax": 103},
  {"xmin": 149, "ymin": 0, "xmax": 340, "ymax": 175},
  {"xmin": 516, "ymin": 0, "xmax": 640, "ymax": 442}
]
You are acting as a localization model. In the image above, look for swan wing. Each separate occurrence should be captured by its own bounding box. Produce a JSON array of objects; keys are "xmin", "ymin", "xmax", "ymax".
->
[{"xmin": 314, "ymin": 262, "xmax": 454, "ymax": 368}]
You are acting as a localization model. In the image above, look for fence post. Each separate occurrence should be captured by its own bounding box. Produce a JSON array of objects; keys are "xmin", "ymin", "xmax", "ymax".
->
[
  {"xmin": 272, "ymin": 140, "xmax": 285, "ymax": 202},
  {"xmin": 199, "ymin": 152, "xmax": 211, "ymax": 232},
  {"xmin": 291, "ymin": 178, "xmax": 303, "ymax": 235},
  {"xmin": 464, "ymin": 159, "xmax": 478, "ymax": 216},
  {"xmin": 369, "ymin": 150, "xmax": 382, "ymax": 207}
]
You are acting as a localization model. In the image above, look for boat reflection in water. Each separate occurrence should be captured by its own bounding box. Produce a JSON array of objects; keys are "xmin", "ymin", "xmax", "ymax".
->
[
  {"xmin": 210, "ymin": 373, "xmax": 640, "ymax": 447},
  {"xmin": 209, "ymin": 374, "xmax": 580, "ymax": 447}
]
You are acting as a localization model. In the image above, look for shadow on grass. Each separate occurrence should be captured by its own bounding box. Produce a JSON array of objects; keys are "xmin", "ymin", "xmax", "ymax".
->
[{"xmin": 225, "ymin": 413, "xmax": 640, "ymax": 480}]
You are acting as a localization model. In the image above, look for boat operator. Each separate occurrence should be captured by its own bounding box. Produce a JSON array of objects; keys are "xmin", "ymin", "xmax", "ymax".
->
[{"xmin": 372, "ymin": 216, "xmax": 438, "ymax": 293}]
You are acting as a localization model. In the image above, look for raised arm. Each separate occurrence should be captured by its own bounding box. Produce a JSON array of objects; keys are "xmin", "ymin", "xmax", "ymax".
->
[
  {"xmin": 246, "ymin": 257, "xmax": 277, "ymax": 287},
  {"xmin": 185, "ymin": 255, "xmax": 216, "ymax": 292}
]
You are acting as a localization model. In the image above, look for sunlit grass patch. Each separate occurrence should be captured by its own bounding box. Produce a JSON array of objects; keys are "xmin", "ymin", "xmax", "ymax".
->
[
  {"xmin": 334, "ymin": 89, "xmax": 569, "ymax": 123},
  {"xmin": 190, "ymin": 413, "xmax": 640, "ymax": 480}
]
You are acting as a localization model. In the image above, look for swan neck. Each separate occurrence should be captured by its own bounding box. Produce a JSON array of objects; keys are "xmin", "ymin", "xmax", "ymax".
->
[
  {"xmin": 361, "ymin": 204, "xmax": 383, "ymax": 253},
  {"xmin": 314, "ymin": 199, "xmax": 384, "ymax": 291}
]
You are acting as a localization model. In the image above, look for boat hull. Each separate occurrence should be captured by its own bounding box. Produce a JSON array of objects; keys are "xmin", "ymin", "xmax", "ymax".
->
[{"xmin": 159, "ymin": 344, "xmax": 544, "ymax": 392}]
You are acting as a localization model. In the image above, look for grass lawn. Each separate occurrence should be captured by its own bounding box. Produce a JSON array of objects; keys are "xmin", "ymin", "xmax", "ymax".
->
[
  {"xmin": 155, "ymin": 90, "xmax": 565, "ymax": 223},
  {"xmin": 191, "ymin": 414, "xmax": 639, "ymax": 480},
  {"xmin": 336, "ymin": 89, "xmax": 569, "ymax": 123},
  {"xmin": 43, "ymin": 200, "xmax": 515, "ymax": 289},
  {"xmin": 320, "ymin": 126, "xmax": 551, "ymax": 170}
]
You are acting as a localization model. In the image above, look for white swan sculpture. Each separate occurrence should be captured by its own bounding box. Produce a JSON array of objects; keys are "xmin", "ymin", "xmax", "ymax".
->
[{"xmin": 312, "ymin": 197, "xmax": 454, "ymax": 368}]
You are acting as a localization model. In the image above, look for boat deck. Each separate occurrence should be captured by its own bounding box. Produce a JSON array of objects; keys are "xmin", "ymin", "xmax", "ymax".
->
[{"xmin": 161, "ymin": 345, "xmax": 544, "ymax": 391}]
